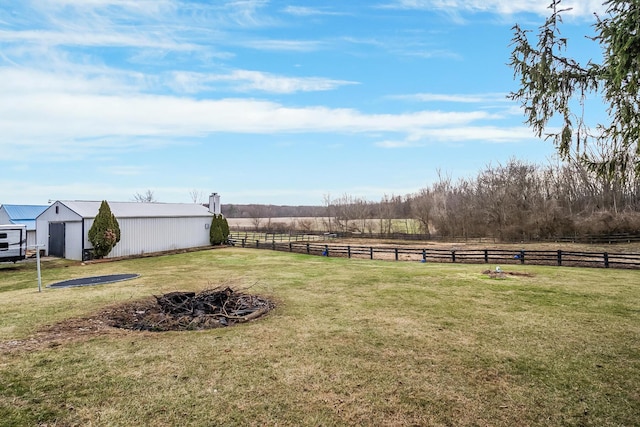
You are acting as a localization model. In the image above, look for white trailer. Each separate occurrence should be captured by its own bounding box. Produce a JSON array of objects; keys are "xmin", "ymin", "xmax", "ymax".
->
[{"xmin": 0, "ymin": 224, "xmax": 27, "ymax": 263}]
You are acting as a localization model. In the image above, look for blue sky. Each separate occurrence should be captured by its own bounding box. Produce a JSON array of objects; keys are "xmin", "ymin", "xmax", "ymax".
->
[{"xmin": 1, "ymin": 0, "xmax": 606, "ymax": 205}]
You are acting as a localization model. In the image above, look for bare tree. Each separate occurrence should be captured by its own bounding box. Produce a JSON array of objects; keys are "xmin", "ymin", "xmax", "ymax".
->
[
  {"xmin": 322, "ymin": 193, "xmax": 334, "ymax": 233},
  {"xmin": 351, "ymin": 197, "xmax": 371, "ymax": 233},
  {"xmin": 263, "ymin": 205, "xmax": 275, "ymax": 231},
  {"xmin": 410, "ymin": 188, "xmax": 434, "ymax": 237},
  {"xmin": 331, "ymin": 193, "xmax": 356, "ymax": 232},
  {"xmin": 295, "ymin": 218, "xmax": 314, "ymax": 232},
  {"xmin": 246, "ymin": 205, "xmax": 265, "ymax": 230},
  {"xmin": 189, "ymin": 189, "xmax": 204, "ymax": 204},
  {"xmin": 377, "ymin": 194, "xmax": 395, "ymax": 235},
  {"xmin": 133, "ymin": 189, "xmax": 156, "ymax": 203}
]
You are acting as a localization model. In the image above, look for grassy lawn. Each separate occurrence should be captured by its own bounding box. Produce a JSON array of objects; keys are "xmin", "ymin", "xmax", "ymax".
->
[{"xmin": 1, "ymin": 248, "xmax": 639, "ymax": 426}]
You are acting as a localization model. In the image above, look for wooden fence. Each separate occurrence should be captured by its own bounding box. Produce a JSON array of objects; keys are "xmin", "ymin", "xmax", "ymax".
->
[
  {"xmin": 229, "ymin": 238, "xmax": 640, "ymax": 270},
  {"xmin": 230, "ymin": 229, "xmax": 640, "ymax": 244}
]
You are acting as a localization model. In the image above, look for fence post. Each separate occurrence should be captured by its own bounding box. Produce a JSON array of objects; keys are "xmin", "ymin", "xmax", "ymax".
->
[
  {"xmin": 520, "ymin": 250, "xmax": 525, "ymax": 264},
  {"xmin": 348, "ymin": 246, "xmax": 351, "ymax": 258},
  {"xmin": 242, "ymin": 238, "xmax": 246, "ymax": 248},
  {"xmin": 256, "ymin": 240, "xmax": 259, "ymax": 248},
  {"xmin": 557, "ymin": 250, "xmax": 562, "ymax": 266},
  {"xmin": 272, "ymin": 240, "xmax": 276, "ymax": 250},
  {"xmin": 604, "ymin": 252, "xmax": 609, "ymax": 268},
  {"xmin": 289, "ymin": 242, "xmax": 292, "ymax": 252},
  {"xmin": 370, "ymin": 247, "xmax": 374, "ymax": 260},
  {"xmin": 451, "ymin": 250, "xmax": 456, "ymax": 263},
  {"xmin": 306, "ymin": 243, "xmax": 310, "ymax": 254},
  {"xmin": 422, "ymin": 249, "xmax": 426, "ymax": 262},
  {"xmin": 394, "ymin": 248, "xmax": 399, "ymax": 261},
  {"xmin": 484, "ymin": 249, "xmax": 488, "ymax": 263}
]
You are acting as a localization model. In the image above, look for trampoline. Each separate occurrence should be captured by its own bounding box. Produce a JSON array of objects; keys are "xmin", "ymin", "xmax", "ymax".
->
[{"xmin": 47, "ymin": 273, "xmax": 140, "ymax": 289}]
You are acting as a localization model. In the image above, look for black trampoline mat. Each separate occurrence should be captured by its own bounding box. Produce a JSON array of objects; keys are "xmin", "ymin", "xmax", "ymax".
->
[{"xmin": 47, "ymin": 274, "xmax": 140, "ymax": 289}]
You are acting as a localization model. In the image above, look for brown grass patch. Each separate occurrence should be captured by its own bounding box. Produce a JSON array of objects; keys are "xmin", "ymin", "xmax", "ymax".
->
[{"xmin": 482, "ymin": 269, "xmax": 535, "ymax": 279}]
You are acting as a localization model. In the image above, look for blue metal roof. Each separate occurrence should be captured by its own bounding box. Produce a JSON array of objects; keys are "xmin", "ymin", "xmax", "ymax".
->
[{"xmin": 0, "ymin": 205, "xmax": 48, "ymax": 230}]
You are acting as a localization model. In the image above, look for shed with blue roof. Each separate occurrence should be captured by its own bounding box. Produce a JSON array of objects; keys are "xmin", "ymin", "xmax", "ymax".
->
[{"xmin": 0, "ymin": 204, "xmax": 48, "ymax": 248}]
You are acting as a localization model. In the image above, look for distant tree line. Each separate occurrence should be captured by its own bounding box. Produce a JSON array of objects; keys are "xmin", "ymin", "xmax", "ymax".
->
[
  {"xmin": 222, "ymin": 204, "xmax": 324, "ymax": 219},
  {"xmin": 229, "ymin": 158, "xmax": 640, "ymax": 242},
  {"xmin": 407, "ymin": 159, "xmax": 640, "ymax": 241}
]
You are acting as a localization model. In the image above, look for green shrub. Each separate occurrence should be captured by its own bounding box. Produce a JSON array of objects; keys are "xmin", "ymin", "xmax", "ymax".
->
[
  {"xmin": 88, "ymin": 201, "xmax": 121, "ymax": 258},
  {"xmin": 209, "ymin": 214, "xmax": 224, "ymax": 245},
  {"xmin": 220, "ymin": 215, "xmax": 230, "ymax": 242}
]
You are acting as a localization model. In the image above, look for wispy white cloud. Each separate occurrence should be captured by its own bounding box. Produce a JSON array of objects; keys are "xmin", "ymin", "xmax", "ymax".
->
[
  {"xmin": 221, "ymin": 0, "xmax": 274, "ymax": 27},
  {"xmin": 0, "ymin": 29, "xmax": 197, "ymax": 51},
  {"xmin": 242, "ymin": 39, "xmax": 325, "ymax": 52},
  {"xmin": 340, "ymin": 36, "xmax": 462, "ymax": 60},
  {"xmin": 282, "ymin": 6, "xmax": 346, "ymax": 16},
  {"xmin": 375, "ymin": 125, "xmax": 536, "ymax": 147},
  {"xmin": 0, "ymin": 64, "xmax": 504, "ymax": 160},
  {"xmin": 394, "ymin": 93, "xmax": 510, "ymax": 103},
  {"xmin": 1, "ymin": 0, "xmax": 274, "ymax": 58},
  {"xmin": 37, "ymin": 0, "xmax": 272, "ymax": 29},
  {"xmin": 169, "ymin": 70, "xmax": 358, "ymax": 94},
  {"xmin": 0, "ymin": 91, "xmax": 492, "ymax": 139},
  {"xmin": 380, "ymin": 0, "xmax": 605, "ymax": 18},
  {"xmin": 1, "ymin": 66, "xmax": 150, "ymax": 95},
  {"xmin": 38, "ymin": 0, "xmax": 174, "ymax": 12}
]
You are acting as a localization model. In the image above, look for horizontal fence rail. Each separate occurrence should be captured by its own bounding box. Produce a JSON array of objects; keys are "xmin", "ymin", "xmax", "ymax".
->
[{"xmin": 229, "ymin": 237, "xmax": 640, "ymax": 270}]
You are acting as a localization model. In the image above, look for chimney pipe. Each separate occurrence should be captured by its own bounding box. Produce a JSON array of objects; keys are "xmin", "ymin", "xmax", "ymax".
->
[{"xmin": 209, "ymin": 193, "xmax": 221, "ymax": 215}]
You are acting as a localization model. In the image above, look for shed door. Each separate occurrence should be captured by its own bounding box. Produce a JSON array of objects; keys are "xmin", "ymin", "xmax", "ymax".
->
[{"xmin": 49, "ymin": 223, "xmax": 65, "ymax": 257}]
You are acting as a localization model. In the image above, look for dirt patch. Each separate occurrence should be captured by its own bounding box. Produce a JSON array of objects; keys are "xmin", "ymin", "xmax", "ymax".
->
[
  {"xmin": 0, "ymin": 287, "xmax": 275, "ymax": 353},
  {"xmin": 0, "ymin": 316, "xmax": 124, "ymax": 354},
  {"xmin": 482, "ymin": 269, "xmax": 535, "ymax": 279}
]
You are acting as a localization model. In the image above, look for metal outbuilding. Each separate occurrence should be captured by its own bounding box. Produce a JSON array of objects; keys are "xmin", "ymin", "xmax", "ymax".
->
[
  {"xmin": 0, "ymin": 204, "xmax": 48, "ymax": 248},
  {"xmin": 36, "ymin": 195, "xmax": 220, "ymax": 260}
]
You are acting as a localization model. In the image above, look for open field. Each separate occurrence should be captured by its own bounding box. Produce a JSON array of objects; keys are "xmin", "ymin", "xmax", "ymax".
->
[
  {"xmin": 1, "ymin": 248, "xmax": 639, "ymax": 426},
  {"xmin": 228, "ymin": 217, "xmax": 422, "ymax": 234}
]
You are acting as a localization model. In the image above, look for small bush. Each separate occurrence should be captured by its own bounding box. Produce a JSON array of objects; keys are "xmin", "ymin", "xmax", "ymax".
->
[
  {"xmin": 210, "ymin": 214, "xmax": 230, "ymax": 245},
  {"xmin": 88, "ymin": 201, "xmax": 121, "ymax": 258}
]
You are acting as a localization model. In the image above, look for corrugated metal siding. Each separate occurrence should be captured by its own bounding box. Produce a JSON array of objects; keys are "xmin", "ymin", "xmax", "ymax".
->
[
  {"xmin": 65, "ymin": 222, "xmax": 84, "ymax": 260},
  {"xmin": 83, "ymin": 217, "xmax": 211, "ymax": 259},
  {"xmin": 27, "ymin": 230, "xmax": 37, "ymax": 248}
]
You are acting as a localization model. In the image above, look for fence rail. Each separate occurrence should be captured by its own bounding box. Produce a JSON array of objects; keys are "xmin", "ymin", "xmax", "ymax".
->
[{"xmin": 229, "ymin": 238, "xmax": 640, "ymax": 269}]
